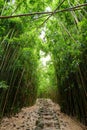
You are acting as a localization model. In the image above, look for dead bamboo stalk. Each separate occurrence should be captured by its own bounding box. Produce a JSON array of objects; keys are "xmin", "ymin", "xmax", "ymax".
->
[{"xmin": 0, "ymin": 3, "xmax": 87, "ymax": 19}]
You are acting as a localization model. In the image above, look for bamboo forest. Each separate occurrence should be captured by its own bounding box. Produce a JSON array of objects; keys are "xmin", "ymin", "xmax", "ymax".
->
[{"xmin": 0, "ymin": 0, "xmax": 87, "ymax": 130}]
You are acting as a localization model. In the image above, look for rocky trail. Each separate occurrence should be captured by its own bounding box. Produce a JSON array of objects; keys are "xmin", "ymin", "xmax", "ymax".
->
[{"xmin": 0, "ymin": 99, "xmax": 86, "ymax": 130}]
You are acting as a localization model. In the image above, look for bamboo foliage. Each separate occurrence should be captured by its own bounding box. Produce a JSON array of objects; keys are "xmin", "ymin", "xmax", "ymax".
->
[{"xmin": 0, "ymin": 0, "xmax": 87, "ymax": 125}]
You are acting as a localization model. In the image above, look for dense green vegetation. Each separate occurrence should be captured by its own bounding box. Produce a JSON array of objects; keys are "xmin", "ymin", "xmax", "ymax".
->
[
  {"xmin": 37, "ymin": 52, "xmax": 58, "ymax": 101},
  {"xmin": 0, "ymin": 0, "xmax": 87, "ymax": 125}
]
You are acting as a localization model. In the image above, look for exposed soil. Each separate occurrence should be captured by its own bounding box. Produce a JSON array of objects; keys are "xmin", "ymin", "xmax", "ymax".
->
[{"xmin": 0, "ymin": 99, "xmax": 86, "ymax": 130}]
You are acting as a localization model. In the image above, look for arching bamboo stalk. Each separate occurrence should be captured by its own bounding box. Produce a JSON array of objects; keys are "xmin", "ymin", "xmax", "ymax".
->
[{"xmin": 0, "ymin": 3, "xmax": 87, "ymax": 19}]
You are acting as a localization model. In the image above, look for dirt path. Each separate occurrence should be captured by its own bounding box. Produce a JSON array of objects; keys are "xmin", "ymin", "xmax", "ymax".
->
[{"xmin": 0, "ymin": 99, "xmax": 86, "ymax": 130}]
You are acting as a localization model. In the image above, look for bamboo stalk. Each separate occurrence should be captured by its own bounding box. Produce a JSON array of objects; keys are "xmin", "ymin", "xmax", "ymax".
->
[
  {"xmin": 68, "ymin": 0, "xmax": 79, "ymax": 25},
  {"xmin": 11, "ymin": 68, "xmax": 25, "ymax": 111},
  {"xmin": 78, "ymin": 65, "xmax": 87, "ymax": 97},
  {"xmin": 0, "ymin": 3, "xmax": 87, "ymax": 19},
  {"xmin": 40, "ymin": 0, "xmax": 66, "ymax": 27}
]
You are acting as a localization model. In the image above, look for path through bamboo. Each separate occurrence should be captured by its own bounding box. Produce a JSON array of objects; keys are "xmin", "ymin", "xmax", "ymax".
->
[{"xmin": 0, "ymin": 99, "xmax": 86, "ymax": 130}]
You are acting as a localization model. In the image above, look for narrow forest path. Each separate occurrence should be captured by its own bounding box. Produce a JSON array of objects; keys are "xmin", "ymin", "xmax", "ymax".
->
[{"xmin": 0, "ymin": 99, "xmax": 86, "ymax": 130}]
